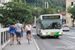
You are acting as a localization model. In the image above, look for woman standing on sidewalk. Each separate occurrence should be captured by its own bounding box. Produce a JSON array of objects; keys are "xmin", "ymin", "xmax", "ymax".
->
[{"xmin": 9, "ymin": 22, "xmax": 16, "ymax": 45}]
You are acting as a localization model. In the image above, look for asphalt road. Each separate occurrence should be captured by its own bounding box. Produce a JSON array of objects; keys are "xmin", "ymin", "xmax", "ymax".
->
[{"xmin": 32, "ymin": 28, "xmax": 75, "ymax": 50}]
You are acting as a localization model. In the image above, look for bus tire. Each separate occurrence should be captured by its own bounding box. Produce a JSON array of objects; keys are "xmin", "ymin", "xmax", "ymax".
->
[
  {"xmin": 37, "ymin": 34, "xmax": 39, "ymax": 36},
  {"xmin": 40, "ymin": 36, "xmax": 43, "ymax": 38},
  {"xmin": 68, "ymin": 30, "xmax": 69, "ymax": 31},
  {"xmin": 55, "ymin": 36, "xmax": 59, "ymax": 38}
]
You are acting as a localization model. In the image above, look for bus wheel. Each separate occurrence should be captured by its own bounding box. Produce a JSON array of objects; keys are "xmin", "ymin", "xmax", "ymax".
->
[
  {"xmin": 55, "ymin": 36, "xmax": 59, "ymax": 38},
  {"xmin": 37, "ymin": 34, "xmax": 39, "ymax": 36},
  {"xmin": 40, "ymin": 36, "xmax": 44, "ymax": 38}
]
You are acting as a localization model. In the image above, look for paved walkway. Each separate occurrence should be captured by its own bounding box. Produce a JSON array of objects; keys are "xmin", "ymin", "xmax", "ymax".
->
[{"xmin": 3, "ymin": 33, "xmax": 37, "ymax": 50}]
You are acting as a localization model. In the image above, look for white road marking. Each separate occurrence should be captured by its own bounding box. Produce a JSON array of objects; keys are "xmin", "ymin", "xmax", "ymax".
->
[
  {"xmin": 32, "ymin": 36, "xmax": 40, "ymax": 50},
  {"xmin": 69, "ymin": 37, "xmax": 75, "ymax": 39},
  {"xmin": 63, "ymin": 32, "xmax": 75, "ymax": 36},
  {"xmin": 63, "ymin": 39, "xmax": 75, "ymax": 45},
  {"xmin": 32, "ymin": 33, "xmax": 37, "ymax": 35}
]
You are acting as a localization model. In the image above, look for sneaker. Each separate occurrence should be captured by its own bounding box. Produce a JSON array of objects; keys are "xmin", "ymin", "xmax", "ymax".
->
[
  {"xmin": 19, "ymin": 41, "xmax": 21, "ymax": 45},
  {"xmin": 17, "ymin": 43, "xmax": 19, "ymax": 45},
  {"xmin": 10, "ymin": 44, "xmax": 12, "ymax": 46}
]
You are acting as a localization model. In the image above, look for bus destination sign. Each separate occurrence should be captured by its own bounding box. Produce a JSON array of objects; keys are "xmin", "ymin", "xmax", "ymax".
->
[{"xmin": 43, "ymin": 16, "xmax": 60, "ymax": 19}]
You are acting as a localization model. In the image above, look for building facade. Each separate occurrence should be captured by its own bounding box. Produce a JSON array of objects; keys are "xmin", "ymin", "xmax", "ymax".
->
[{"xmin": 66, "ymin": 0, "xmax": 75, "ymax": 26}]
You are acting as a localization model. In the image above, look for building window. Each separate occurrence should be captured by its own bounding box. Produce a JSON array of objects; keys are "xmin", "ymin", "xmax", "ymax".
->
[
  {"xmin": 67, "ymin": 20, "xmax": 69, "ymax": 23},
  {"xmin": 70, "ymin": 14, "xmax": 73, "ymax": 18},
  {"xmin": 71, "ymin": 20, "xmax": 73, "ymax": 24}
]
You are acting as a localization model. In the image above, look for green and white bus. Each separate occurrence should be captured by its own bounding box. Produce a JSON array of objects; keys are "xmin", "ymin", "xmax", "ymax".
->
[{"xmin": 36, "ymin": 14, "xmax": 63, "ymax": 38}]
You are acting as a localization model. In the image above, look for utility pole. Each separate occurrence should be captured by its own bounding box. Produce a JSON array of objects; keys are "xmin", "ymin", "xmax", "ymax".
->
[{"xmin": 34, "ymin": 16, "xmax": 36, "ymax": 25}]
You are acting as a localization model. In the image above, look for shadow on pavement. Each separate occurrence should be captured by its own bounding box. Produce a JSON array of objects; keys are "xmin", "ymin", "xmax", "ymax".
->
[
  {"xmin": 63, "ymin": 30, "xmax": 69, "ymax": 32},
  {"xmin": 40, "ymin": 36, "xmax": 60, "ymax": 39}
]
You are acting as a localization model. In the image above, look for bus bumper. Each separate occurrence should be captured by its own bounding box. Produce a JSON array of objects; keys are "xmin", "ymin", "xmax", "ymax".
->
[{"xmin": 40, "ymin": 34, "xmax": 63, "ymax": 37}]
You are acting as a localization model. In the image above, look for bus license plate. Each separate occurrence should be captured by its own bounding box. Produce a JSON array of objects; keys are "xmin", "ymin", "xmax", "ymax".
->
[{"xmin": 50, "ymin": 35, "xmax": 54, "ymax": 36}]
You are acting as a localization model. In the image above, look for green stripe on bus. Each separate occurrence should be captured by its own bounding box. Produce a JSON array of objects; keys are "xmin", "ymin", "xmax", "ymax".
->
[
  {"xmin": 53, "ymin": 32, "xmax": 59, "ymax": 35},
  {"xmin": 41, "ymin": 34, "xmax": 63, "ymax": 36}
]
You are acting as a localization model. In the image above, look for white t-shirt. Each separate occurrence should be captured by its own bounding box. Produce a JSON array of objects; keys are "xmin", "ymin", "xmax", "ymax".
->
[
  {"xmin": 26, "ymin": 25, "xmax": 32, "ymax": 31},
  {"xmin": 15, "ymin": 23, "xmax": 22, "ymax": 32}
]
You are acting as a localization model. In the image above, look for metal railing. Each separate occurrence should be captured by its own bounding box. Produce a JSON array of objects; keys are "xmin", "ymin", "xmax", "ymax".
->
[{"xmin": 0, "ymin": 28, "xmax": 10, "ymax": 50}]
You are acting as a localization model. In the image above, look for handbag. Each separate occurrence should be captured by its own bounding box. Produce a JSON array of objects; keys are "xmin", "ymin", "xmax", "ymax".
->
[
  {"xmin": 8, "ymin": 29, "xmax": 11, "ymax": 33},
  {"xmin": 8, "ymin": 25, "xmax": 12, "ymax": 33}
]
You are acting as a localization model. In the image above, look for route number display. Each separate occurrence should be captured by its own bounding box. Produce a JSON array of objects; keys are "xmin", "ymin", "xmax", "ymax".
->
[{"xmin": 43, "ymin": 16, "xmax": 60, "ymax": 19}]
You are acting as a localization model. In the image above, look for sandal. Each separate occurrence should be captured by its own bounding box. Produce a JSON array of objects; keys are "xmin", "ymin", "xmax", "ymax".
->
[{"xmin": 30, "ymin": 38, "xmax": 32, "ymax": 41}]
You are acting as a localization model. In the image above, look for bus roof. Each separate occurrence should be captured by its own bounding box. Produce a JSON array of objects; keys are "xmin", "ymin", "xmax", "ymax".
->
[
  {"xmin": 36, "ymin": 14, "xmax": 62, "ymax": 21},
  {"xmin": 39, "ymin": 14, "xmax": 62, "ymax": 20}
]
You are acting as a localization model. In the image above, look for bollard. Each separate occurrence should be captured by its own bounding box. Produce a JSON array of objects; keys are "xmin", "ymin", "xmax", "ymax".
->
[{"xmin": 0, "ymin": 28, "xmax": 9, "ymax": 50}]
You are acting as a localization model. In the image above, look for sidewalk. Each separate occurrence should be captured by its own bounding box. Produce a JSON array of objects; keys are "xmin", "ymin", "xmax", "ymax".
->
[{"xmin": 3, "ymin": 33, "xmax": 37, "ymax": 50}]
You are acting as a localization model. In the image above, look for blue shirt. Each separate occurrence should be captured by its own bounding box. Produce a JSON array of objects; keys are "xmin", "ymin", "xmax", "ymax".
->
[{"xmin": 10, "ymin": 25, "xmax": 15, "ymax": 32}]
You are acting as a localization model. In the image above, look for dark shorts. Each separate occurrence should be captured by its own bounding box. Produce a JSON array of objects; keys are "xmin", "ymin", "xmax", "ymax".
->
[
  {"xmin": 21, "ymin": 31, "xmax": 23, "ymax": 37},
  {"xmin": 26, "ymin": 31, "xmax": 31, "ymax": 35},
  {"xmin": 16, "ymin": 32, "xmax": 22, "ymax": 37}
]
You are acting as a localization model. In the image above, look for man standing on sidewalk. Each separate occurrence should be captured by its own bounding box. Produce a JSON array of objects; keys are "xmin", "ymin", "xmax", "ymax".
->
[{"xmin": 15, "ymin": 21, "xmax": 24, "ymax": 45}]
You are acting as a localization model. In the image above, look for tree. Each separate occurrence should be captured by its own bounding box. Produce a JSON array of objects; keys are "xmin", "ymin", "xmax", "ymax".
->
[
  {"xmin": 26, "ymin": 0, "xmax": 66, "ymax": 12},
  {"xmin": 0, "ymin": 2, "xmax": 33, "ymax": 27},
  {"xmin": 41, "ymin": 7, "xmax": 55, "ymax": 14},
  {"xmin": 55, "ymin": 6, "xmax": 63, "ymax": 13},
  {"xmin": 67, "ymin": 6, "xmax": 75, "ymax": 26},
  {"xmin": 31, "ymin": 7, "xmax": 41, "ymax": 18}
]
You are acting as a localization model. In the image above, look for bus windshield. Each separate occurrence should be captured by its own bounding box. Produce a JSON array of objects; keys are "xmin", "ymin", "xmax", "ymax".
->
[{"xmin": 41, "ymin": 19, "xmax": 62, "ymax": 29}]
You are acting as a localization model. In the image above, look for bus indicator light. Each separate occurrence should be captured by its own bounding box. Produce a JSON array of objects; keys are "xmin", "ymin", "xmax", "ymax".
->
[
  {"xmin": 68, "ymin": 27, "xmax": 69, "ymax": 28},
  {"xmin": 63, "ymin": 27, "xmax": 64, "ymax": 28},
  {"xmin": 43, "ymin": 33, "xmax": 46, "ymax": 35},
  {"xmin": 62, "ymin": 32, "xmax": 63, "ymax": 34},
  {"xmin": 41, "ymin": 33, "xmax": 42, "ymax": 35},
  {"xmin": 46, "ymin": 32, "xmax": 48, "ymax": 34}
]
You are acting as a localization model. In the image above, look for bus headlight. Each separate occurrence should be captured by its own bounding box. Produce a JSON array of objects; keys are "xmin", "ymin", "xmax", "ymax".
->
[
  {"xmin": 43, "ymin": 33, "xmax": 46, "ymax": 35},
  {"xmin": 59, "ymin": 32, "xmax": 63, "ymax": 34},
  {"xmin": 59, "ymin": 33, "xmax": 61, "ymax": 34}
]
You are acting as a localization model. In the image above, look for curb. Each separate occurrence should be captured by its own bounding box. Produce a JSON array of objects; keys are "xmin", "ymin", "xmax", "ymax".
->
[
  {"xmin": 2, "ymin": 40, "xmax": 10, "ymax": 50},
  {"xmin": 32, "ymin": 35, "xmax": 40, "ymax": 50}
]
